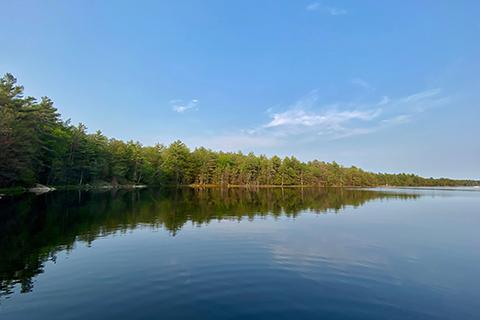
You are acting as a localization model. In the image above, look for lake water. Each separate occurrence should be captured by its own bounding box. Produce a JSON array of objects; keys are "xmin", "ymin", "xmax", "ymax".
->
[{"xmin": 1, "ymin": 187, "xmax": 479, "ymax": 319}]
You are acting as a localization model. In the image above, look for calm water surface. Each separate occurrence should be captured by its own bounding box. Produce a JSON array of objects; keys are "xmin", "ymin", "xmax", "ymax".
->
[{"xmin": 0, "ymin": 187, "xmax": 479, "ymax": 319}]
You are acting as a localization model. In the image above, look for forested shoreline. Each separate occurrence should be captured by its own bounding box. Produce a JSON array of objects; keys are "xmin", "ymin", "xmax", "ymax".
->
[{"xmin": 0, "ymin": 73, "xmax": 478, "ymax": 189}]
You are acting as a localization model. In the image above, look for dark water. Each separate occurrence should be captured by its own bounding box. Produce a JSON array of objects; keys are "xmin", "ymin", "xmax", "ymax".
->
[{"xmin": 0, "ymin": 187, "xmax": 479, "ymax": 319}]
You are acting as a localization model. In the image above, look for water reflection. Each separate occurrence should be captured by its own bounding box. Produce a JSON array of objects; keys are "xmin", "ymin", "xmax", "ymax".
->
[{"xmin": 0, "ymin": 187, "xmax": 417, "ymax": 299}]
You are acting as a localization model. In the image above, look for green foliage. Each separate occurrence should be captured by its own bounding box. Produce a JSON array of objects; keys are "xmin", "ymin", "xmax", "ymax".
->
[{"xmin": 0, "ymin": 73, "xmax": 477, "ymax": 188}]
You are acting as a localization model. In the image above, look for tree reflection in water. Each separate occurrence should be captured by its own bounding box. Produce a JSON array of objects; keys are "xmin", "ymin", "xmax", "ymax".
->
[{"xmin": 0, "ymin": 187, "xmax": 418, "ymax": 298}]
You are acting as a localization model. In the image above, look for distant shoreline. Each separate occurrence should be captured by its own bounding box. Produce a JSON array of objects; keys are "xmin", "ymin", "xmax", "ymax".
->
[
  {"xmin": 2, "ymin": 183, "xmax": 479, "ymax": 197},
  {"xmin": 374, "ymin": 186, "xmax": 480, "ymax": 192}
]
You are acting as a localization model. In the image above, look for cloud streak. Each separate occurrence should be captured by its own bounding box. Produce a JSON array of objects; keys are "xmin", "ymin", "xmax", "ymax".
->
[
  {"xmin": 170, "ymin": 99, "xmax": 199, "ymax": 113},
  {"xmin": 259, "ymin": 88, "xmax": 445, "ymax": 139},
  {"xmin": 265, "ymin": 109, "xmax": 380, "ymax": 129},
  {"xmin": 351, "ymin": 78, "xmax": 375, "ymax": 91},
  {"xmin": 195, "ymin": 87, "xmax": 448, "ymax": 151},
  {"xmin": 306, "ymin": 2, "xmax": 347, "ymax": 15},
  {"xmin": 402, "ymin": 88, "xmax": 441, "ymax": 103}
]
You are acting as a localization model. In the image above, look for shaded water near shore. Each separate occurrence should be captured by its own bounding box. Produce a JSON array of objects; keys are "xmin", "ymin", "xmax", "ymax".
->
[{"xmin": 1, "ymin": 187, "xmax": 479, "ymax": 319}]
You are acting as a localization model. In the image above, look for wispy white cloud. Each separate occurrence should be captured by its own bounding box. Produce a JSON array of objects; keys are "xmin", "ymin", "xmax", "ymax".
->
[
  {"xmin": 351, "ymin": 78, "xmax": 375, "ymax": 91},
  {"xmin": 381, "ymin": 114, "xmax": 411, "ymax": 125},
  {"xmin": 306, "ymin": 2, "xmax": 347, "ymax": 15},
  {"xmin": 378, "ymin": 96, "xmax": 390, "ymax": 105},
  {"xmin": 194, "ymin": 87, "xmax": 447, "ymax": 151},
  {"xmin": 396, "ymin": 88, "xmax": 449, "ymax": 112},
  {"xmin": 306, "ymin": 3, "xmax": 321, "ymax": 11},
  {"xmin": 256, "ymin": 90, "xmax": 381, "ymax": 139},
  {"xmin": 327, "ymin": 7, "xmax": 347, "ymax": 16},
  {"xmin": 402, "ymin": 88, "xmax": 441, "ymax": 103},
  {"xmin": 170, "ymin": 99, "xmax": 199, "ymax": 113},
  {"xmin": 265, "ymin": 109, "xmax": 380, "ymax": 129},
  {"xmin": 273, "ymin": 88, "xmax": 446, "ymax": 139}
]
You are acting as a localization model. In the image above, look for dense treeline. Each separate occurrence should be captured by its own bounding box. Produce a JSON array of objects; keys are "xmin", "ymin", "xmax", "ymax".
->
[{"xmin": 0, "ymin": 73, "xmax": 477, "ymax": 188}]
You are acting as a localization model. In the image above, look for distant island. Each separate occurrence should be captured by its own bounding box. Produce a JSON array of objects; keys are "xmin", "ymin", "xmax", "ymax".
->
[{"xmin": 0, "ymin": 73, "xmax": 478, "ymax": 191}]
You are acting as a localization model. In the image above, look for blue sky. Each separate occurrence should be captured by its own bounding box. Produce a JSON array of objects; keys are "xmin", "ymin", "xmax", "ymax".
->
[{"xmin": 1, "ymin": 1, "xmax": 479, "ymax": 179}]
